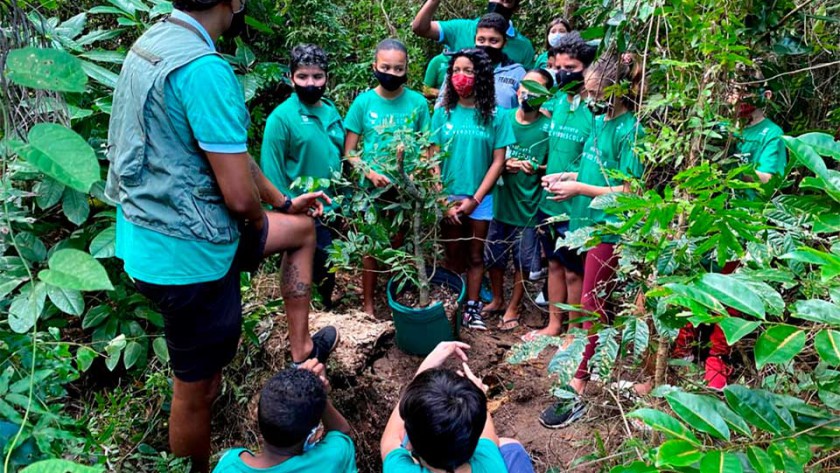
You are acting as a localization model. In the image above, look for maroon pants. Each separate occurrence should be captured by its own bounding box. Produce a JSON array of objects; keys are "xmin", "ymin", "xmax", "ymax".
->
[{"xmin": 575, "ymin": 243, "xmax": 620, "ymax": 380}]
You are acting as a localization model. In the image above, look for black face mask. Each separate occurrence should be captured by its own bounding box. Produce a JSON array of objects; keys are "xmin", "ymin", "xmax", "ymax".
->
[
  {"xmin": 373, "ymin": 69, "xmax": 407, "ymax": 92},
  {"xmin": 295, "ymin": 84, "xmax": 326, "ymax": 105},
  {"xmin": 519, "ymin": 97, "xmax": 537, "ymax": 113},
  {"xmin": 556, "ymin": 70, "xmax": 584, "ymax": 92},
  {"xmin": 477, "ymin": 45, "xmax": 503, "ymax": 64},
  {"xmin": 224, "ymin": 8, "xmax": 247, "ymax": 39},
  {"xmin": 587, "ymin": 100, "xmax": 610, "ymax": 116},
  {"xmin": 486, "ymin": 1, "xmax": 513, "ymax": 21}
]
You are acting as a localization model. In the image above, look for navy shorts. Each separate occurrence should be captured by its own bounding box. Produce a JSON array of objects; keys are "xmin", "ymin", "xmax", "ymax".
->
[
  {"xmin": 500, "ymin": 442, "xmax": 535, "ymax": 473},
  {"xmin": 484, "ymin": 220, "xmax": 538, "ymax": 273},
  {"xmin": 134, "ymin": 215, "xmax": 268, "ymax": 382},
  {"xmin": 537, "ymin": 211, "xmax": 584, "ymax": 275}
]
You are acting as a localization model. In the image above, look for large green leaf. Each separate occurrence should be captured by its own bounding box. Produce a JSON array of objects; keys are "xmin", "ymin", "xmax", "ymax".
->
[
  {"xmin": 8, "ymin": 282, "xmax": 47, "ymax": 333},
  {"xmin": 5, "ymin": 47, "xmax": 87, "ymax": 92},
  {"xmin": 719, "ymin": 317, "xmax": 761, "ymax": 345},
  {"xmin": 153, "ymin": 337, "xmax": 169, "ymax": 363},
  {"xmin": 747, "ymin": 446, "xmax": 775, "ymax": 473},
  {"xmin": 80, "ymin": 59, "xmax": 118, "ymax": 88},
  {"xmin": 627, "ymin": 409, "xmax": 700, "ymax": 444},
  {"xmin": 38, "ymin": 249, "xmax": 114, "ymax": 291},
  {"xmin": 724, "ymin": 385, "xmax": 790, "ymax": 434},
  {"xmin": 754, "ymin": 325, "xmax": 806, "ymax": 369},
  {"xmin": 696, "ymin": 273, "xmax": 766, "ymax": 319},
  {"xmin": 12, "ymin": 123, "xmax": 100, "ymax": 193},
  {"xmin": 796, "ymin": 132, "xmax": 840, "ymax": 161},
  {"xmin": 62, "ymin": 188, "xmax": 90, "ymax": 225},
  {"xmin": 46, "ymin": 284, "xmax": 84, "ymax": 316},
  {"xmin": 89, "ymin": 224, "xmax": 116, "ymax": 258},
  {"xmin": 21, "ymin": 459, "xmax": 104, "ymax": 473},
  {"xmin": 655, "ymin": 440, "xmax": 702, "ymax": 467},
  {"xmin": 814, "ymin": 329, "xmax": 840, "ymax": 365},
  {"xmin": 699, "ymin": 451, "xmax": 743, "ymax": 473},
  {"xmin": 784, "ymin": 136, "xmax": 840, "ymax": 202},
  {"xmin": 35, "ymin": 177, "xmax": 66, "ymax": 209},
  {"xmin": 589, "ymin": 327, "xmax": 619, "ymax": 380},
  {"xmin": 621, "ymin": 318, "xmax": 649, "ymax": 361},
  {"xmin": 123, "ymin": 341, "xmax": 143, "ymax": 369},
  {"xmin": 666, "ymin": 391, "xmax": 730, "ymax": 440},
  {"xmin": 792, "ymin": 299, "xmax": 840, "ymax": 326}
]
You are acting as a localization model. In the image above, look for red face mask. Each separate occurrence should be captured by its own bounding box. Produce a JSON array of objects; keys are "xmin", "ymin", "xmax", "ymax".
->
[
  {"xmin": 736, "ymin": 102, "xmax": 756, "ymax": 119},
  {"xmin": 451, "ymin": 73, "xmax": 475, "ymax": 98}
]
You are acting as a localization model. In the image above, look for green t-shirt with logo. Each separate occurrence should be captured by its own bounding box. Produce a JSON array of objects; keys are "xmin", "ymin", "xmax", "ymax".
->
[
  {"xmin": 344, "ymin": 88, "xmax": 431, "ymax": 179},
  {"xmin": 540, "ymin": 95, "xmax": 593, "ymax": 218},
  {"xmin": 735, "ymin": 118, "xmax": 786, "ymax": 176},
  {"xmin": 432, "ymin": 104, "xmax": 516, "ymax": 196},
  {"xmin": 261, "ymin": 93, "xmax": 344, "ymax": 211},
  {"xmin": 423, "ymin": 53, "xmax": 450, "ymax": 90},
  {"xmin": 438, "ymin": 17, "xmax": 535, "ymax": 68},
  {"xmin": 571, "ymin": 112, "xmax": 644, "ymax": 238},
  {"xmin": 494, "ymin": 109, "xmax": 550, "ymax": 227}
]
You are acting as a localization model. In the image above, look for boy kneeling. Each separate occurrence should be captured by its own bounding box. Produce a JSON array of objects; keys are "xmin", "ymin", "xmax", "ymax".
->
[
  {"xmin": 213, "ymin": 359, "xmax": 357, "ymax": 472},
  {"xmin": 381, "ymin": 342, "xmax": 534, "ymax": 473}
]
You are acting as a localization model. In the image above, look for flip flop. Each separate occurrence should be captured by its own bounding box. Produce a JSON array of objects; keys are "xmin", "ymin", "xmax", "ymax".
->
[
  {"xmin": 498, "ymin": 318, "xmax": 520, "ymax": 331},
  {"xmin": 521, "ymin": 330, "xmax": 543, "ymax": 343}
]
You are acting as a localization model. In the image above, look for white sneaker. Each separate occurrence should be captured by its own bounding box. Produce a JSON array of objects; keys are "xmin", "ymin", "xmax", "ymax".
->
[
  {"xmin": 529, "ymin": 268, "xmax": 547, "ymax": 281},
  {"xmin": 535, "ymin": 291, "xmax": 548, "ymax": 307}
]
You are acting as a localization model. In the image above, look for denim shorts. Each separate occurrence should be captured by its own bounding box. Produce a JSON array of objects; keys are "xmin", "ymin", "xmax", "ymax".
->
[
  {"xmin": 537, "ymin": 210, "xmax": 584, "ymax": 275},
  {"xmin": 449, "ymin": 194, "xmax": 494, "ymax": 221},
  {"xmin": 500, "ymin": 442, "xmax": 535, "ymax": 473},
  {"xmin": 484, "ymin": 220, "xmax": 538, "ymax": 273}
]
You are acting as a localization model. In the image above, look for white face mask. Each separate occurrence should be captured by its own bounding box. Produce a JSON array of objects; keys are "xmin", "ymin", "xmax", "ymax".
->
[{"xmin": 548, "ymin": 32, "xmax": 567, "ymax": 47}]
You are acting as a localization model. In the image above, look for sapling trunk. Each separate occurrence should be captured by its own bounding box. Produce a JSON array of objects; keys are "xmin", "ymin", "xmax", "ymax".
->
[{"xmin": 396, "ymin": 144, "xmax": 431, "ymax": 307}]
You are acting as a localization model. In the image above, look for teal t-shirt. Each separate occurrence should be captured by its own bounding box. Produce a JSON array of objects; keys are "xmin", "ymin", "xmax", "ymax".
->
[
  {"xmin": 533, "ymin": 51, "xmax": 549, "ymax": 70},
  {"xmin": 494, "ymin": 109, "xmax": 550, "ymax": 227},
  {"xmin": 735, "ymin": 118, "xmax": 786, "ymax": 176},
  {"xmin": 432, "ymin": 104, "xmax": 516, "ymax": 196},
  {"xmin": 540, "ymin": 95, "xmax": 593, "ymax": 218},
  {"xmin": 344, "ymin": 88, "xmax": 431, "ymax": 178},
  {"xmin": 571, "ymin": 112, "xmax": 644, "ymax": 237},
  {"xmin": 423, "ymin": 53, "xmax": 449, "ymax": 90},
  {"xmin": 383, "ymin": 439, "xmax": 506, "ymax": 473},
  {"xmin": 261, "ymin": 93, "xmax": 344, "ymax": 211},
  {"xmin": 212, "ymin": 432, "xmax": 357, "ymax": 473},
  {"xmin": 115, "ymin": 14, "xmax": 246, "ymax": 285},
  {"xmin": 438, "ymin": 17, "xmax": 535, "ymax": 68}
]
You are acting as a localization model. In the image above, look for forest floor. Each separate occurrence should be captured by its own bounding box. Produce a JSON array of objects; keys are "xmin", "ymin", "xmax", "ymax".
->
[{"xmin": 203, "ymin": 268, "xmax": 662, "ymax": 473}]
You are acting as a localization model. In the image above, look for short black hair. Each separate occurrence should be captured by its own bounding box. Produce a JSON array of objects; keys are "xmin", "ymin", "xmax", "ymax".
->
[
  {"xmin": 476, "ymin": 13, "xmax": 509, "ymax": 38},
  {"xmin": 528, "ymin": 68, "xmax": 555, "ymax": 89},
  {"xmin": 290, "ymin": 44, "xmax": 329, "ymax": 74},
  {"xmin": 549, "ymin": 32, "xmax": 596, "ymax": 68},
  {"xmin": 258, "ymin": 368, "xmax": 327, "ymax": 448},
  {"xmin": 400, "ymin": 368, "xmax": 487, "ymax": 471},
  {"xmin": 172, "ymin": 0, "xmax": 223, "ymax": 12},
  {"xmin": 375, "ymin": 38, "xmax": 408, "ymax": 57}
]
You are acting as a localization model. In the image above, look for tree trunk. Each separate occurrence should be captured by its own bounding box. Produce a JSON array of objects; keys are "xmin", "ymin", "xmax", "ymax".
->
[{"xmin": 413, "ymin": 201, "xmax": 430, "ymax": 307}]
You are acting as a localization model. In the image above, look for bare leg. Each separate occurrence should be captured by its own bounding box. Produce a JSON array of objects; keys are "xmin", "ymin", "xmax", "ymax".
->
[
  {"xmin": 441, "ymin": 221, "xmax": 467, "ymax": 274},
  {"xmin": 362, "ymin": 256, "xmax": 377, "ymax": 316},
  {"xmin": 501, "ymin": 269, "xmax": 525, "ymax": 326},
  {"xmin": 565, "ymin": 269, "xmax": 583, "ymax": 330},
  {"xmin": 264, "ymin": 212, "xmax": 316, "ymax": 362},
  {"xmin": 467, "ymin": 219, "xmax": 490, "ymax": 301},
  {"xmin": 169, "ymin": 373, "xmax": 221, "ymax": 472},
  {"xmin": 538, "ymin": 260, "xmax": 567, "ymax": 336},
  {"xmin": 486, "ymin": 266, "xmax": 505, "ymax": 312}
]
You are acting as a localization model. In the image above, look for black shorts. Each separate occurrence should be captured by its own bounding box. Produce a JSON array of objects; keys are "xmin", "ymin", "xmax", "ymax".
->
[
  {"xmin": 537, "ymin": 211, "xmax": 584, "ymax": 275},
  {"xmin": 134, "ymin": 215, "xmax": 268, "ymax": 382}
]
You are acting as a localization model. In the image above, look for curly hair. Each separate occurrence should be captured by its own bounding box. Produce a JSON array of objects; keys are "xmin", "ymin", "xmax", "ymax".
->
[
  {"xmin": 442, "ymin": 49, "xmax": 496, "ymax": 126},
  {"xmin": 548, "ymin": 32, "xmax": 596, "ymax": 68},
  {"xmin": 290, "ymin": 43, "xmax": 329, "ymax": 74}
]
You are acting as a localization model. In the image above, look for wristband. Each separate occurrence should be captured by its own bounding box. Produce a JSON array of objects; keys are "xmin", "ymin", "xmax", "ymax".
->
[
  {"xmin": 469, "ymin": 195, "xmax": 482, "ymax": 205},
  {"xmin": 277, "ymin": 195, "xmax": 292, "ymax": 213}
]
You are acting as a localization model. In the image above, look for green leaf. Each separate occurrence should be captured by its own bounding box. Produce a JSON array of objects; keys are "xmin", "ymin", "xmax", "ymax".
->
[
  {"xmin": 47, "ymin": 284, "xmax": 84, "ymax": 316},
  {"xmin": 747, "ymin": 446, "xmax": 775, "ymax": 473},
  {"xmin": 796, "ymin": 132, "xmax": 840, "ymax": 160},
  {"xmin": 666, "ymin": 391, "xmax": 730, "ymax": 440},
  {"xmin": 123, "ymin": 341, "xmax": 143, "ymax": 369},
  {"xmin": 16, "ymin": 232, "xmax": 47, "ymax": 263},
  {"xmin": 655, "ymin": 440, "xmax": 702, "ymax": 467},
  {"xmin": 784, "ymin": 136, "xmax": 840, "ymax": 202},
  {"xmin": 719, "ymin": 317, "xmax": 761, "ymax": 345},
  {"xmin": 792, "ymin": 299, "xmax": 840, "ymax": 325},
  {"xmin": 80, "ymin": 59, "xmax": 118, "ymax": 88},
  {"xmin": 89, "ymin": 224, "xmax": 116, "ymax": 258},
  {"xmin": 754, "ymin": 325, "xmax": 806, "ymax": 369},
  {"xmin": 699, "ymin": 451, "xmax": 743, "ymax": 473},
  {"xmin": 547, "ymin": 329, "xmax": 588, "ymax": 386},
  {"xmin": 153, "ymin": 337, "xmax": 169, "ymax": 363},
  {"xmin": 35, "ymin": 177, "xmax": 66, "ymax": 209},
  {"xmin": 82, "ymin": 305, "xmax": 112, "ymax": 329},
  {"xmin": 62, "ymin": 188, "xmax": 90, "ymax": 224},
  {"xmin": 627, "ymin": 409, "xmax": 700, "ymax": 444},
  {"xmin": 814, "ymin": 329, "xmax": 840, "ymax": 365},
  {"xmin": 20, "ymin": 459, "xmax": 105, "ymax": 473},
  {"xmin": 696, "ymin": 273, "xmax": 766, "ymax": 319},
  {"xmin": 12, "ymin": 123, "xmax": 99, "ymax": 193},
  {"xmin": 724, "ymin": 385, "xmax": 789, "ymax": 434},
  {"xmin": 589, "ymin": 327, "xmax": 619, "ymax": 380},
  {"xmin": 709, "ymin": 399, "xmax": 752, "ymax": 438},
  {"xmin": 9, "ymin": 282, "xmax": 47, "ymax": 333},
  {"xmin": 621, "ymin": 318, "xmax": 649, "ymax": 361},
  {"xmin": 76, "ymin": 346, "xmax": 97, "ymax": 372},
  {"xmin": 38, "ymin": 249, "xmax": 114, "ymax": 291},
  {"xmin": 5, "ymin": 47, "xmax": 87, "ymax": 92},
  {"xmin": 104, "ymin": 334, "xmax": 126, "ymax": 371}
]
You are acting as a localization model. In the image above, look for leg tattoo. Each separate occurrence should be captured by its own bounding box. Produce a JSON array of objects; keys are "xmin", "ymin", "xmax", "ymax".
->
[{"xmin": 282, "ymin": 261, "xmax": 311, "ymax": 299}]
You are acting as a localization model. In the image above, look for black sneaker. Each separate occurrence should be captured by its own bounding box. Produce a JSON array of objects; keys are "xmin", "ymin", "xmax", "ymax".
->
[
  {"xmin": 539, "ymin": 399, "xmax": 586, "ymax": 429},
  {"xmin": 293, "ymin": 325, "xmax": 340, "ymax": 367},
  {"xmin": 463, "ymin": 301, "xmax": 488, "ymax": 331}
]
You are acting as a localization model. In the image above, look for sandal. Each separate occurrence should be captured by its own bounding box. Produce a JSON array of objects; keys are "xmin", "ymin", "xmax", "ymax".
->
[
  {"xmin": 521, "ymin": 330, "xmax": 543, "ymax": 343},
  {"xmin": 498, "ymin": 318, "xmax": 520, "ymax": 331}
]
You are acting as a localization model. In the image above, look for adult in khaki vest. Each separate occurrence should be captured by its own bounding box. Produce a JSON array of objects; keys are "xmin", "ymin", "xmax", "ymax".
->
[{"xmin": 106, "ymin": 0, "xmax": 338, "ymax": 469}]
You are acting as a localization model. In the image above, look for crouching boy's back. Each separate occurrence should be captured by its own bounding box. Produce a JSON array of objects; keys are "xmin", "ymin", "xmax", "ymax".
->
[{"xmin": 213, "ymin": 360, "xmax": 357, "ymax": 473}]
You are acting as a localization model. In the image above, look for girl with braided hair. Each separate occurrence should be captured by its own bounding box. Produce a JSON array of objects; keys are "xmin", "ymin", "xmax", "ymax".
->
[{"xmin": 431, "ymin": 48, "xmax": 515, "ymax": 331}]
